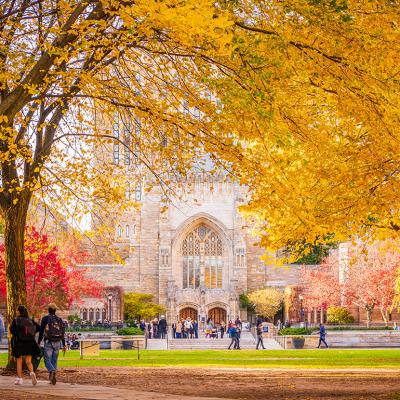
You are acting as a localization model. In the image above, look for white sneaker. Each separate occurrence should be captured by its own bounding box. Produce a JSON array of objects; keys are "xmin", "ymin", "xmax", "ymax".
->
[
  {"xmin": 14, "ymin": 377, "xmax": 23, "ymax": 385},
  {"xmin": 30, "ymin": 372, "xmax": 37, "ymax": 386}
]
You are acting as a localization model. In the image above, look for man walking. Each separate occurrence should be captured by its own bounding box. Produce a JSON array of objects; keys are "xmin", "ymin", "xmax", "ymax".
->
[
  {"xmin": 256, "ymin": 324, "xmax": 265, "ymax": 350},
  {"xmin": 158, "ymin": 315, "xmax": 167, "ymax": 339},
  {"xmin": 0, "ymin": 313, "xmax": 4, "ymax": 343},
  {"xmin": 317, "ymin": 323, "xmax": 328, "ymax": 348},
  {"xmin": 228, "ymin": 324, "xmax": 239, "ymax": 349},
  {"xmin": 38, "ymin": 303, "xmax": 66, "ymax": 385}
]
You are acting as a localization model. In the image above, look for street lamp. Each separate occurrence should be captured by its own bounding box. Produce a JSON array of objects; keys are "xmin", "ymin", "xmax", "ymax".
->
[
  {"xmin": 299, "ymin": 295, "xmax": 304, "ymax": 324},
  {"xmin": 108, "ymin": 294, "xmax": 113, "ymax": 322}
]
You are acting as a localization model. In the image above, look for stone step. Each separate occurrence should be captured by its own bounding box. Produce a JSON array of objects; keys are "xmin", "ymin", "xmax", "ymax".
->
[{"xmin": 168, "ymin": 338, "xmax": 282, "ymax": 350}]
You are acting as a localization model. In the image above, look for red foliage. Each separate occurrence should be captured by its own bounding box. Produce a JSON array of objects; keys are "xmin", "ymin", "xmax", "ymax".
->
[
  {"xmin": 0, "ymin": 227, "xmax": 103, "ymax": 317},
  {"xmin": 300, "ymin": 254, "xmax": 341, "ymax": 310}
]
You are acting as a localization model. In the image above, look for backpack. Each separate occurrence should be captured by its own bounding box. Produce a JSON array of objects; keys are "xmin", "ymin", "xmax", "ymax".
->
[
  {"xmin": 16, "ymin": 317, "xmax": 36, "ymax": 342},
  {"xmin": 45, "ymin": 315, "xmax": 64, "ymax": 341}
]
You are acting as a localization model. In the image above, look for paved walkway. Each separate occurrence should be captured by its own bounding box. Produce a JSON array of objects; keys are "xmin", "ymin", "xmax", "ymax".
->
[{"xmin": 0, "ymin": 376, "xmax": 230, "ymax": 400}]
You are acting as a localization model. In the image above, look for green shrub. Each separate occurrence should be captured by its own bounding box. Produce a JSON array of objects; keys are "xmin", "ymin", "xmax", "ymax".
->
[
  {"xmin": 279, "ymin": 327, "xmax": 313, "ymax": 336},
  {"xmin": 327, "ymin": 306, "xmax": 355, "ymax": 324},
  {"xmin": 116, "ymin": 327, "xmax": 143, "ymax": 336}
]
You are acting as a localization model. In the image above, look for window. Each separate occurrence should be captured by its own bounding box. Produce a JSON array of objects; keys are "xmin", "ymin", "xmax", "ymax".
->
[
  {"xmin": 135, "ymin": 183, "xmax": 141, "ymax": 201},
  {"xmin": 125, "ymin": 182, "xmax": 130, "ymax": 200},
  {"xmin": 117, "ymin": 225, "xmax": 123, "ymax": 238},
  {"xmin": 182, "ymin": 224, "xmax": 223, "ymax": 289},
  {"xmin": 125, "ymin": 225, "xmax": 130, "ymax": 238},
  {"xmin": 235, "ymin": 248, "xmax": 245, "ymax": 267},
  {"xmin": 132, "ymin": 224, "xmax": 136, "ymax": 235},
  {"xmin": 89, "ymin": 308, "xmax": 94, "ymax": 322},
  {"xmin": 134, "ymin": 118, "xmax": 141, "ymax": 166},
  {"xmin": 81, "ymin": 308, "xmax": 87, "ymax": 321},
  {"xmin": 161, "ymin": 248, "xmax": 169, "ymax": 266},
  {"xmin": 95, "ymin": 308, "xmax": 100, "ymax": 321},
  {"xmin": 113, "ymin": 113, "xmax": 119, "ymax": 165},
  {"xmin": 124, "ymin": 120, "xmax": 131, "ymax": 165}
]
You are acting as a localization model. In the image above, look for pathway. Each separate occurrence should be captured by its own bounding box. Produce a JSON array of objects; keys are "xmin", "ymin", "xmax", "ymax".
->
[{"xmin": 0, "ymin": 376, "xmax": 232, "ymax": 400}]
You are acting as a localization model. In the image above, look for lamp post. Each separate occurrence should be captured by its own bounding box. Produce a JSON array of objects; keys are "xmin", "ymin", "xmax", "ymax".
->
[
  {"xmin": 108, "ymin": 294, "xmax": 113, "ymax": 322},
  {"xmin": 299, "ymin": 294, "xmax": 304, "ymax": 325}
]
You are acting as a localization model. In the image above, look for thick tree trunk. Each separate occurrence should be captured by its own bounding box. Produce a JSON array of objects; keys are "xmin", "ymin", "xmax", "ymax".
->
[
  {"xmin": 365, "ymin": 306, "xmax": 373, "ymax": 328},
  {"xmin": 4, "ymin": 203, "xmax": 29, "ymax": 368}
]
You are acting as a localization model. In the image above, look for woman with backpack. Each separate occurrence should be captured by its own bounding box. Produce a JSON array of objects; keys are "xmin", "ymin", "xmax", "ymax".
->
[{"xmin": 10, "ymin": 305, "xmax": 40, "ymax": 386}]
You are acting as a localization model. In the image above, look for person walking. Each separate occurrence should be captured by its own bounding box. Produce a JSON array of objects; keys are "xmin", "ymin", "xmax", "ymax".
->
[
  {"xmin": 176, "ymin": 320, "xmax": 183, "ymax": 338},
  {"xmin": 317, "ymin": 323, "xmax": 328, "ymax": 348},
  {"xmin": 159, "ymin": 315, "xmax": 167, "ymax": 339},
  {"xmin": 228, "ymin": 325, "xmax": 239, "ymax": 349},
  {"xmin": 10, "ymin": 305, "xmax": 40, "ymax": 386},
  {"xmin": 172, "ymin": 322, "xmax": 176, "ymax": 338},
  {"xmin": 256, "ymin": 324, "xmax": 265, "ymax": 350},
  {"xmin": 220, "ymin": 320, "xmax": 226, "ymax": 339},
  {"xmin": 38, "ymin": 303, "xmax": 66, "ymax": 385},
  {"xmin": 0, "ymin": 313, "xmax": 5, "ymax": 343},
  {"xmin": 194, "ymin": 320, "xmax": 199, "ymax": 339}
]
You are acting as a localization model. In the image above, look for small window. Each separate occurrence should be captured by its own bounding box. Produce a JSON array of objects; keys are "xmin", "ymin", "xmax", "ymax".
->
[
  {"xmin": 113, "ymin": 113, "xmax": 119, "ymax": 165},
  {"xmin": 135, "ymin": 184, "xmax": 141, "ymax": 201},
  {"xmin": 117, "ymin": 225, "xmax": 123, "ymax": 238},
  {"xmin": 125, "ymin": 225, "xmax": 130, "ymax": 238},
  {"xmin": 125, "ymin": 183, "xmax": 130, "ymax": 200},
  {"xmin": 132, "ymin": 225, "xmax": 136, "ymax": 235}
]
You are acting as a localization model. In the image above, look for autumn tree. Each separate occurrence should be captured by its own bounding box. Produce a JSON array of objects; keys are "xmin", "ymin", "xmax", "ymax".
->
[
  {"xmin": 248, "ymin": 287, "xmax": 283, "ymax": 321},
  {"xmin": 124, "ymin": 293, "xmax": 165, "ymax": 321},
  {"xmin": 211, "ymin": 1, "xmax": 400, "ymax": 259},
  {"xmin": 0, "ymin": 0, "xmax": 240, "ymax": 337},
  {"xmin": 300, "ymin": 255, "xmax": 341, "ymax": 312},
  {"xmin": 342, "ymin": 243, "xmax": 400, "ymax": 326},
  {"xmin": 0, "ymin": 227, "xmax": 102, "ymax": 317}
]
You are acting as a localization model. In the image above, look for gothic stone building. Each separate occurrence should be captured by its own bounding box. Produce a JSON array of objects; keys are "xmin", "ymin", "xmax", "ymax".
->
[{"xmin": 80, "ymin": 176, "xmax": 306, "ymax": 324}]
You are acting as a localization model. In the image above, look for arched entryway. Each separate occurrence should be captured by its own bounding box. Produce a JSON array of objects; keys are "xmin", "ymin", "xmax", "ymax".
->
[
  {"xmin": 208, "ymin": 307, "xmax": 226, "ymax": 325},
  {"xmin": 180, "ymin": 307, "xmax": 198, "ymax": 321}
]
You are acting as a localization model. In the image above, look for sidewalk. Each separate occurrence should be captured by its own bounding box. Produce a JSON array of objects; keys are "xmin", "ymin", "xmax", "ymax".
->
[{"xmin": 0, "ymin": 376, "xmax": 230, "ymax": 400}]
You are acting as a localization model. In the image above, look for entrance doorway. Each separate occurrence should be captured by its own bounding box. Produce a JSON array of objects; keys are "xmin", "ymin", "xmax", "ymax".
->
[
  {"xmin": 180, "ymin": 307, "xmax": 198, "ymax": 321},
  {"xmin": 208, "ymin": 307, "xmax": 226, "ymax": 325}
]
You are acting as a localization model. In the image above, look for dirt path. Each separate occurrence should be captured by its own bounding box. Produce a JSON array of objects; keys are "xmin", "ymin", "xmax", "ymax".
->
[
  {"xmin": 39, "ymin": 367, "xmax": 400, "ymax": 399},
  {"xmin": 2, "ymin": 367, "xmax": 400, "ymax": 399}
]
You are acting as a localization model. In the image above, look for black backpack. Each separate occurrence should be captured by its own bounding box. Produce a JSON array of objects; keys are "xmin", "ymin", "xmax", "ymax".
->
[
  {"xmin": 16, "ymin": 317, "xmax": 36, "ymax": 342},
  {"xmin": 45, "ymin": 315, "xmax": 64, "ymax": 341}
]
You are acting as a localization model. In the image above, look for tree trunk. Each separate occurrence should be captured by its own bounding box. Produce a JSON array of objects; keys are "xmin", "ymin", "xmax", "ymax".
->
[
  {"xmin": 365, "ymin": 306, "xmax": 373, "ymax": 328},
  {"xmin": 380, "ymin": 308, "xmax": 388, "ymax": 326},
  {"xmin": 4, "ymin": 203, "xmax": 29, "ymax": 368}
]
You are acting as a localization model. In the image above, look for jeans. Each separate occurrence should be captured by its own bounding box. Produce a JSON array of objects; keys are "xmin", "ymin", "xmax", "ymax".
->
[
  {"xmin": 44, "ymin": 340, "xmax": 62, "ymax": 373},
  {"xmin": 256, "ymin": 336, "xmax": 265, "ymax": 349},
  {"xmin": 318, "ymin": 338, "xmax": 328, "ymax": 348}
]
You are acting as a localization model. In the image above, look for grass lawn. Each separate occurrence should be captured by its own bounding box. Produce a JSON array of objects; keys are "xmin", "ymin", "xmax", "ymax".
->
[{"xmin": 1, "ymin": 349, "xmax": 400, "ymax": 369}]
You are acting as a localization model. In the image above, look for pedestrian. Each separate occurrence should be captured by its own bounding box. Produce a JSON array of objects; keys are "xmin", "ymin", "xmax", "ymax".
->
[
  {"xmin": 152, "ymin": 318, "xmax": 159, "ymax": 338},
  {"xmin": 139, "ymin": 320, "xmax": 146, "ymax": 331},
  {"xmin": 159, "ymin": 315, "xmax": 167, "ymax": 339},
  {"xmin": 317, "ymin": 323, "xmax": 328, "ymax": 348},
  {"xmin": 256, "ymin": 324, "xmax": 265, "ymax": 350},
  {"xmin": 277, "ymin": 319, "xmax": 282, "ymax": 331},
  {"xmin": 194, "ymin": 320, "xmax": 199, "ymax": 339},
  {"xmin": 228, "ymin": 324, "xmax": 239, "ymax": 349},
  {"xmin": 220, "ymin": 320, "xmax": 226, "ymax": 339},
  {"xmin": 147, "ymin": 322, "xmax": 152, "ymax": 339},
  {"xmin": 176, "ymin": 320, "xmax": 183, "ymax": 338},
  {"xmin": 38, "ymin": 303, "xmax": 66, "ymax": 385},
  {"xmin": 0, "ymin": 313, "xmax": 5, "ymax": 343},
  {"xmin": 10, "ymin": 305, "xmax": 40, "ymax": 386},
  {"xmin": 172, "ymin": 321, "xmax": 176, "ymax": 338}
]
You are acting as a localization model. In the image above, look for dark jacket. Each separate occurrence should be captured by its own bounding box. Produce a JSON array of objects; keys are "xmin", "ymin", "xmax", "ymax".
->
[
  {"xmin": 38, "ymin": 314, "xmax": 66, "ymax": 346},
  {"xmin": 10, "ymin": 317, "xmax": 40, "ymax": 358},
  {"xmin": 158, "ymin": 318, "xmax": 167, "ymax": 331}
]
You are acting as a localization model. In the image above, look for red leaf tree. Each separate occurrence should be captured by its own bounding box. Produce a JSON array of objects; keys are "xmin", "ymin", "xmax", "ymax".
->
[
  {"xmin": 0, "ymin": 227, "xmax": 102, "ymax": 317},
  {"xmin": 300, "ymin": 254, "xmax": 341, "ymax": 311},
  {"xmin": 342, "ymin": 244, "xmax": 400, "ymax": 326},
  {"xmin": 301, "ymin": 243, "xmax": 400, "ymax": 326}
]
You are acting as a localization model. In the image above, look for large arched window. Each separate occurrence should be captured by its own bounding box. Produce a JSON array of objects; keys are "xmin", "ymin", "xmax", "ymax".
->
[{"xmin": 182, "ymin": 224, "xmax": 223, "ymax": 289}]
